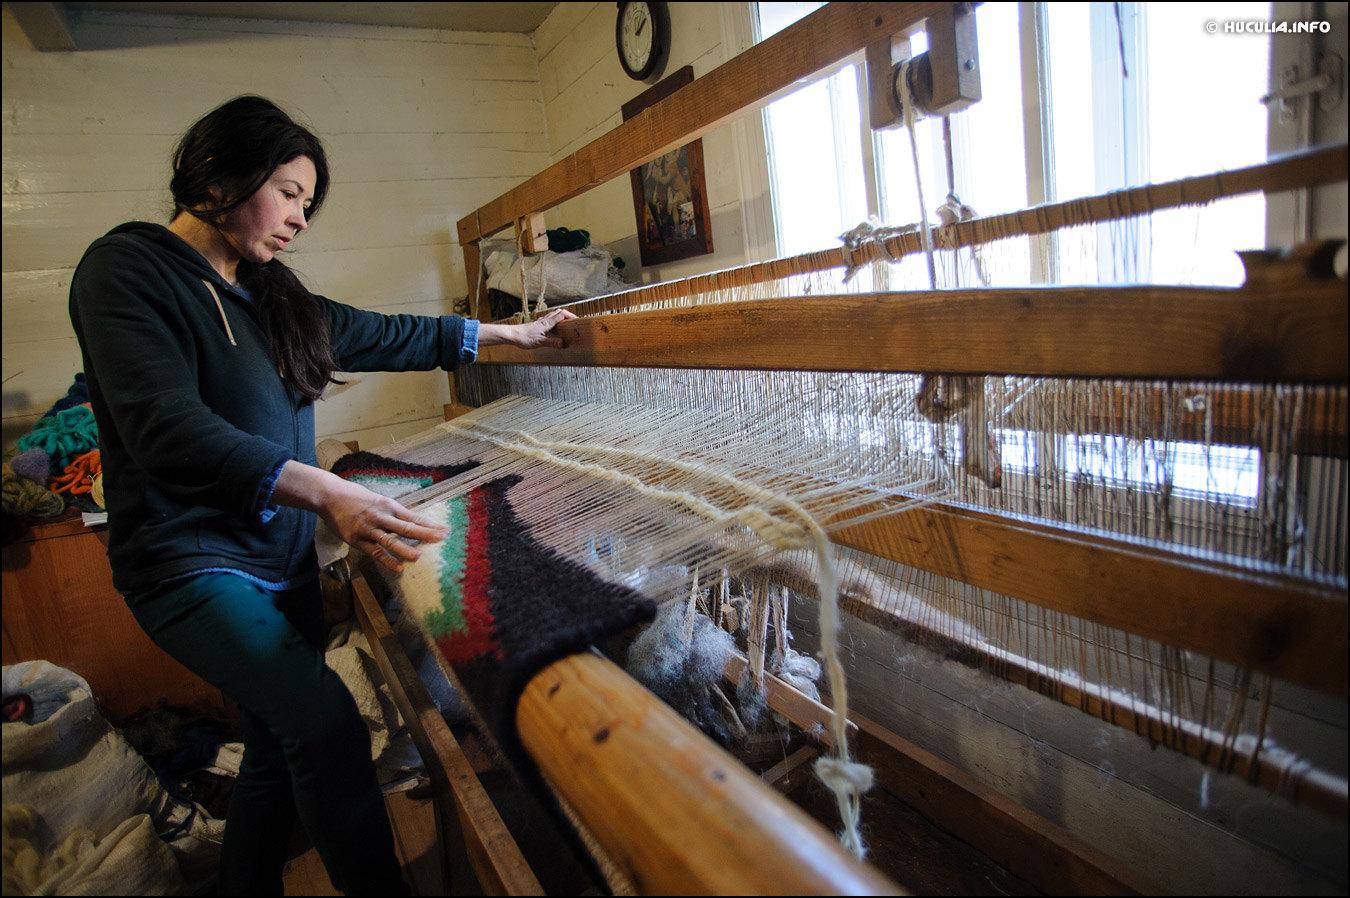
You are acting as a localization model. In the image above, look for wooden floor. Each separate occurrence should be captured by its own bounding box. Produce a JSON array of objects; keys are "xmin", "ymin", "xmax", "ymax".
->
[{"xmin": 281, "ymin": 787, "xmax": 445, "ymax": 896}]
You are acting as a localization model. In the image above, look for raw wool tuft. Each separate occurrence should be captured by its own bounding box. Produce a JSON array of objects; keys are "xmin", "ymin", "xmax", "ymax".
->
[
  {"xmin": 776, "ymin": 649, "xmax": 822, "ymax": 701},
  {"xmin": 626, "ymin": 599, "xmax": 741, "ymax": 746}
]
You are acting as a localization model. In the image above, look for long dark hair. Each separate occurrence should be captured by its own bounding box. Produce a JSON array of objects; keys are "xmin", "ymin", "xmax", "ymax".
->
[{"xmin": 170, "ymin": 95, "xmax": 340, "ymax": 402}]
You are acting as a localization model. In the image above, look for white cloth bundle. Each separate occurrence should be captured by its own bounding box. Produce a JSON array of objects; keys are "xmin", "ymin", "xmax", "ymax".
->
[{"xmin": 484, "ymin": 242, "xmax": 628, "ymax": 307}]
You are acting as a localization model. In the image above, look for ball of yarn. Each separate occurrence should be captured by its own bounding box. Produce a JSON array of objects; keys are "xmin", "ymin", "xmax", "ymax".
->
[
  {"xmin": 3, "ymin": 464, "xmax": 67, "ymax": 519},
  {"xmin": 42, "ymin": 373, "xmax": 90, "ymax": 417},
  {"xmin": 10, "ymin": 448, "xmax": 51, "ymax": 484},
  {"xmin": 546, "ymin": 226, "xmax": 591, "ymax": 252}
]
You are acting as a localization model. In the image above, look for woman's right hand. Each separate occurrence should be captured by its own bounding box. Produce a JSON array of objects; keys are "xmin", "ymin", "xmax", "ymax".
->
[{"xmin": 274, "ymin": 460, "xmax": 448, "ymax": 573}]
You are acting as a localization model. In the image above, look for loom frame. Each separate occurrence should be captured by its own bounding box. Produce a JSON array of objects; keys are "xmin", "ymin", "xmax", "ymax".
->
[{"xmin": 427, "ymin": 1, "xmax": 1350, "ymax": 893}]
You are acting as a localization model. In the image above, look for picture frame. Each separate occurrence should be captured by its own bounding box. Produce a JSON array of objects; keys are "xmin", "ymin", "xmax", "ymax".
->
[{"xmin": 621, "ymin": 66, "xmax": 713, "ymax": 267}]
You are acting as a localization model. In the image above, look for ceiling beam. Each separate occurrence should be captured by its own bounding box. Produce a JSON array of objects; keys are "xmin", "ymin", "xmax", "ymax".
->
[{"xmin": 7, "ymin": 2, "xmax": 77, "ymax": 51}]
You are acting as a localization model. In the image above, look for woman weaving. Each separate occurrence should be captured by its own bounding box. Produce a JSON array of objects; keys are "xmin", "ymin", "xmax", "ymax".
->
[{"xmin": 68, "ymin": 95, "xmax": 573, "ymax": 895}]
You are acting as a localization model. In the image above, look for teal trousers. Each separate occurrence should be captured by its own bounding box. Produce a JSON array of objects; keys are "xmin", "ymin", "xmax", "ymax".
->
[{"xmin": 126, "ymin": 572, "xmax": 409, "ymax": 895}]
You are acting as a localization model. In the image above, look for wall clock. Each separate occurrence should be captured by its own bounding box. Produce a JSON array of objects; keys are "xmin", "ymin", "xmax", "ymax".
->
[{"xmin": 616, "ymin": 1, "xmax": 670, "ymax": 83}]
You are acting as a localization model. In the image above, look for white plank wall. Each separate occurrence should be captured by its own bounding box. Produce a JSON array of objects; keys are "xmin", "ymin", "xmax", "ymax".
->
[
  {"xmin": 533, "ymin": 2, "xmax": 775, "ymax": 284},
  {"xmin": 1, "ymin": 4, "xmax": 552, "ymax": 451},
  {"xmin": 1, "ymin": 1, "xmax": 774, "ymax": 449}
]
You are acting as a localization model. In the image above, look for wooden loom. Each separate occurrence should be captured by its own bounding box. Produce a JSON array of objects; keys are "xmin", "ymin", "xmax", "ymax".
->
[{"xmin": 349, "ymin": 3, "xmax": 1347, "ymax": 894}]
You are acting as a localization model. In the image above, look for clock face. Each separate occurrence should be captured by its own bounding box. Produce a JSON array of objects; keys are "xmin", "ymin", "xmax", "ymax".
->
[
  {"xmin": 619, "ymin": 3, "xmax": 653, "ymax": 73},
  {"xmin": 617, "ymin": 1, "xmax": 667, "ymax": 82}
]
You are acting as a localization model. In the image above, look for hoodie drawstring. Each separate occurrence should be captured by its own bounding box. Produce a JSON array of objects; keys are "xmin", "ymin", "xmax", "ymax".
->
[{"xmin": 202, "ymin": 279, "xmax": 237, "ymax": 346}]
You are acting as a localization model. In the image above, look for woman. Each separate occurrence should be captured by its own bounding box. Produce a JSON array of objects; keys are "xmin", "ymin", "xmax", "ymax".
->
[{"xmin": 68, "ymin": 95, "xmax": 574, "ymax": 895}]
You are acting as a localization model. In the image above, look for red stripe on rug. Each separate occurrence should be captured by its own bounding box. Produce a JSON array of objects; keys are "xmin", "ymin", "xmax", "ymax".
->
[{"xmin": 436, "ymin": 486, "xmax": 502, "ymax": 664}]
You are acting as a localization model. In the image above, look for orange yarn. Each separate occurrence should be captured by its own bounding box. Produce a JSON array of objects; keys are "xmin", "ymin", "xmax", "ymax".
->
[{"xmin": 48, "ymin": 449, "xmax": 100, "ymax": 496}]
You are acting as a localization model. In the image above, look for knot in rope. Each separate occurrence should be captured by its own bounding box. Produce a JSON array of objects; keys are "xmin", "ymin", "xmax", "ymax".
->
[
  {"xmin": 813, "ymin": 755, "xmax": 876, "ymax": 859},
  {"xmin": 814, "ymin": 754, "xmax": 875, "ymax": 793},
  {"xmin": 838, "ymin": 218, "xmax": 920, "ymax": 284},
  {"xmin": 934, "ymin": 193, "xmax": 977, "ymax": 248}
]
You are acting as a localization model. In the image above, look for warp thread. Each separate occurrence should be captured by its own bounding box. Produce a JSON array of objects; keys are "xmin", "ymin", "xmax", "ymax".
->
[
  {"xmin": 442, "ymin": 412, "xmax": 877, "ymax": 857},
  {"xmin": 332, "ymin": 456, "xmax": 655, "ymax": 765}
]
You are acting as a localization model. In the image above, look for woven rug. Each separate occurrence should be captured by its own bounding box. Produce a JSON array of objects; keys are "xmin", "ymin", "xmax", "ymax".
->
[{"xmin": 333, "ymin": 452, "xmax": 657, "ymax": 757}]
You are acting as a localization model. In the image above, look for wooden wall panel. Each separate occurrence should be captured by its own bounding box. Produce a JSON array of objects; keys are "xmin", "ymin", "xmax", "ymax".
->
[
  {"xmin": 0, "ymin": 5, "xmax": 549, "ymax": 448},
  {"xmin": 2, "ymin": 520, "xmax": 227, "ymax": 721}
]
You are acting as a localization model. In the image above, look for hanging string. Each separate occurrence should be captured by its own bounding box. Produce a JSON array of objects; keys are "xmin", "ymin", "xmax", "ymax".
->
[
  {"xmin": 897, "ymin": 59, "xmax": 938, "ymax": 290},
  {"xmin": 515, "ymin": 230, "xmax": 552, "ymax": 322}
]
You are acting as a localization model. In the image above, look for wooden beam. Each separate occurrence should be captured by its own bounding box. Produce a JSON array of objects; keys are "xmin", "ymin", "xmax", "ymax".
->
[
  {"xmin": 526, "ymin": 144, "xmax": 1349, "ymax": 323},
  {"xmin": 861, "ymin": 600, "xmax": 1350, "ymax": 818},
  {"xmin": 827, "ymin": 500, "xmax": 1348, "ymax": 698},
  {"xmin": 515, "ymin": 213, "xmax": 548, "ymax": 255},
  {"xmin": 474, "ymin": 280, "xmax": 1349, "ymax": 383},
  {"xmin": 456, "ymin": 2, "xmax": 949, "ymax": 242},
  {"xmin": 515, "ymin": 650, "xmax": 906, "ymax": 895},
  {"xmin": 7, "ymin": 2, "xmax": 76, "ymax": 51},
  {"xmin": 723, "ymin": 652, "xmax": 857, "ymax": 749},
  {"xmin": 849, "ymin": 709, "xmax": 1166, "ymax": 895},
  {"xmin": 1033, "ymin": 382, "xmax": 1347, "ymax": 457},
  {"xmin": 351, "ymin": 573, "xmax": 545, "ymax": 896}
]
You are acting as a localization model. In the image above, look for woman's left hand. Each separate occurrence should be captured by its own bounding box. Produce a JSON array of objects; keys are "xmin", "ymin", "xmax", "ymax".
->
[{"xmin": 480, "ymin": 307, "xmax": 578, "ymax": 350}]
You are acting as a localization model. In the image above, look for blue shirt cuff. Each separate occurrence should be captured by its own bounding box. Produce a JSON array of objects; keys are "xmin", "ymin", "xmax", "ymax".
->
[
  {"xmin": 460, "ymin": 317, "xmax": 480, "ymax": 364},
  {"xmin": 253, "ymin": 458, "xmax": 286, "ymax": 523}
]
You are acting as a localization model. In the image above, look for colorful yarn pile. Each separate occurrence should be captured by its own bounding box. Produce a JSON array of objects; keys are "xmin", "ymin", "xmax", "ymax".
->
[
  {"xmin": 3, "ymin": 458, "xmax": 66, "ymax": 521},
  {"xmin": 3, "ymin": 375, "xmax": 104, "ymax": 525},
  {"xmin": 334, "ymin": 453, "xmax": 656, "ymax": 763},
  {"xmin": 17, "ymin": 406, "xmax": 98, "ymax": 474},
  {"xmin": 48, "ymin": 450, "xmax": 101, "ymax": 498}
]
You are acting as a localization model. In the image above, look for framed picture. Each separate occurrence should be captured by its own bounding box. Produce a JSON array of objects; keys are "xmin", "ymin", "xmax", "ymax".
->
[{"xmin": 621, "ymin": 66, "xmax": 713, "ymax": 267}]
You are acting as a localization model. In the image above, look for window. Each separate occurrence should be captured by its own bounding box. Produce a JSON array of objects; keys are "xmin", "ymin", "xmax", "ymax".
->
[
  {"xmin": 756, "ymin": 2, "xmax": 1273, "ymax": 287},
  {"xmin": 757, "ymin": 2, "xmax": 868, "ymax": 260},
  {"xmin": 753, "ymin": 2, "xmax": 1281, "ymax": 514}
]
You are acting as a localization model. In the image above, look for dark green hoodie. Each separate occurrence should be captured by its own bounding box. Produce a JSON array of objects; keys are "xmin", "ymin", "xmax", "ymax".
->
[{"xmin": 69, "ymin": 222, "xmax": 474, "ymax": 594}]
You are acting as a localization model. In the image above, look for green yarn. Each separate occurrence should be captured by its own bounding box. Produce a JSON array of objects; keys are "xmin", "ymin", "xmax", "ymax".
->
[
  {"xmin": 546, "ymin": 227, "xmax": 590, "ymax": 252},
  {"xmin": 16, "ymin": 406, "xmax": 98, "ymax": 473},
  {"xmin": 3, "ymin": 466, "xmax": 67, "ymax": 519}
]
